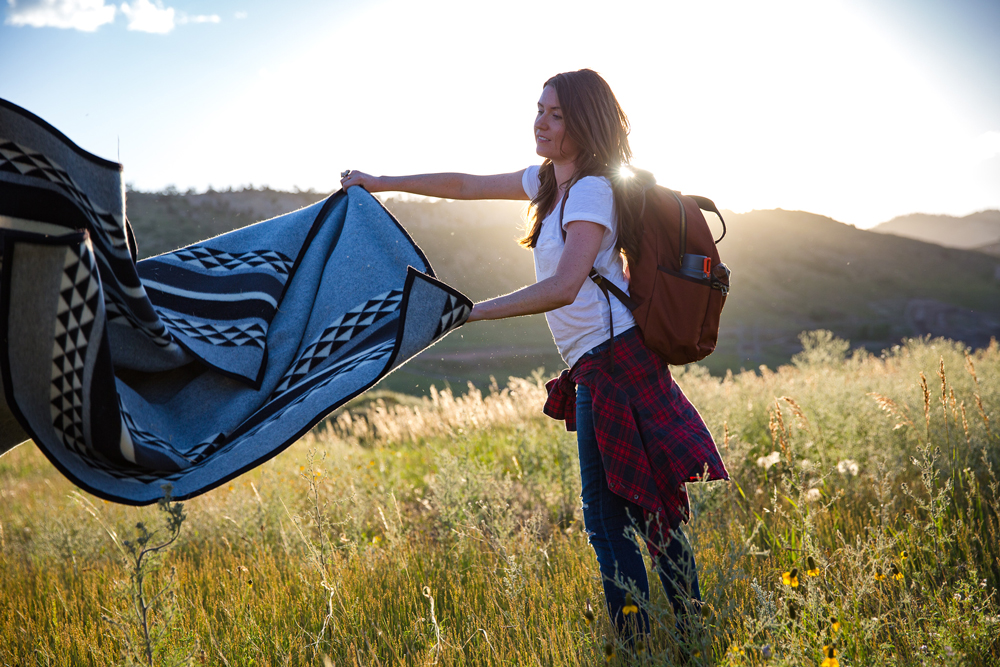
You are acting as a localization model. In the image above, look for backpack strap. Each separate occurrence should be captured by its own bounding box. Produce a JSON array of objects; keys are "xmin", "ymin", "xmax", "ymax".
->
[
  {"xmin": 687, "ymin": 194, "xmax": 728, "ymax": 244},
  {"xmin": 558, "ymin": 189, "xmax": 639, "ymax": 312},
  {"xmin": 558, "ymin": 187, "xmax": 638, "ymax": 373}
]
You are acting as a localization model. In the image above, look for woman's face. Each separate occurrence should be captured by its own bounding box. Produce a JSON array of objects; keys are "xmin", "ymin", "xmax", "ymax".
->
[{"xmin": 534, "ymin": 86, "xmax": 579, "ymax": 164}]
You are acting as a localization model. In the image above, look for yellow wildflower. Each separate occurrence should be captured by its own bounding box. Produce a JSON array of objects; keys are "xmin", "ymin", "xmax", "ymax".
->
[
  {"xmin": 583, "ymin": 599, "xmax": 595, "ymax": 626},
  {"xmin": 821, "ymin": 644, "xmax": 839, "ymax": 667},
  {"xmin": 782, "ymin": 568, "xmax": 799, "ymax": 587},
  {"xmin": 874, "ymin": 570, "xmax": 885, "ymax": 581},
  {"xmin": 622, "ymin": 592, "xmax": 639, "ymax": 616},
  {"xmin": 807, "ymin": 556, "xmax": 820, "ymax": 577},
  {"xmin": 604, "ymin": 641, "xmax": 615, "ymax": 662},
  {"xmin": 891, "ymin": 564, "xmax": 903, "ymax": 581},
  {"xmin": 831, "ymin": 616, "xmax": 841, "ymax": 632}
]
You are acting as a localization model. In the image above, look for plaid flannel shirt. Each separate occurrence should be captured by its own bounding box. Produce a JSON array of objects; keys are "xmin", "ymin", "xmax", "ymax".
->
[{"xmin": 544, "ymin": 327, "xmax": 729, "ymax": 541}]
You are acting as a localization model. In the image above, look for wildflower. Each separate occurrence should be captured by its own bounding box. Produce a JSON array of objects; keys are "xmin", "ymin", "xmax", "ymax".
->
[
  {"xmin": 604, "ymin": 640, "xmax": 615, "ymax": 662},
  {"xmin": 757, "ymin": 451, "xmax": 782, "ymax": 470},
  {"xmin": 830, "ymin": 616, "xmax": 841, "ymax": 632},
  {"xmin": 584, "ymin": 599, "xmax": 595, "ymax": 626},
  {"xmin": 622, "ymin": 592, "xmax": 638, "ymax": 616},
  {"xmin": 891, "ymin": 564, "xmax": 903, "ymax": 581},
  {"xmin": 762, "ymin": 644, "xmax": 773, "ymax": 659},
  {"xmin": 372, "ymin": 535, "xmax": 382, "ymax": 545},
  {"xmin": 836, "ymin": 459, "xmax": 859, "ymax": 476},
  {"xmin": 806, "ymin": 488, "xmax": 822, "ymax": 502},
  {"xmin": 821, "ymin": 644, "xmax": 839, "ymax": 667},
  {"xmin": 874, "ymin": 569, "xmax": 885, "ymax": 581},
  {"xmin": 899, "ymin": 550, "xmax": 907, "ymax": 561},
  {"xmin": 788, "ymin": 600, "xmax": 798, "ymax": 621},
  {"xmin": 728, "ymin": 645, "xmax": 745, "ymax": 658},
  {"xmin": 807, "ymin": 556, "xmax": 820, "ymax": 577},
  {"xmin": 782, "ymin": 568, "xmax": 799, "ymax": 587}
]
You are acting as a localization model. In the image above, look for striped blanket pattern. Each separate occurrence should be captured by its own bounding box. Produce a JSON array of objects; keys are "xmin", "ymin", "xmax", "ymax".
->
[{"xmin": 0, "ymin": 99, "xmax": 471, "ymax": 504}]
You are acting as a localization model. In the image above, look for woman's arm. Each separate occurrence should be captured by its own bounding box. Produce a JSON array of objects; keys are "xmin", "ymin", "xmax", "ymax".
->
[
  {"xmin": 340, "ymin": 170, "xmax": 529, "ymax": 201},
  {"xmin": 467, "ymin": 220, "xmax": 604, "ymax": 322}
]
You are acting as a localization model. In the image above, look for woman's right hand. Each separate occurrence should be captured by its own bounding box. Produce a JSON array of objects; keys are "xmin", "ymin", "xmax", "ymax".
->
[{"xmin": 339, "ymin": 170, "xmax": 383, "ymax": 192}]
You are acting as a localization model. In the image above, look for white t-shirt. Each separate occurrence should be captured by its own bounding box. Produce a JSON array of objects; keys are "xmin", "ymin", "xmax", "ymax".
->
[{"xmin": 522, "ymin": 165, "xmax": 636, "ymax": 367}]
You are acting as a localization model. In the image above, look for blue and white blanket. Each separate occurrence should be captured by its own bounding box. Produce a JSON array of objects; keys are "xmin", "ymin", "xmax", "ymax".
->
[{"xmin": 0, "ymin": 98, "xmax": 471, "ymax": 504}]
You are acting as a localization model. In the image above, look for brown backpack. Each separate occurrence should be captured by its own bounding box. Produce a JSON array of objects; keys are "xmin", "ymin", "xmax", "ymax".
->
[{"xmin": 561, "ymin": 173, "xmax": 731, "ymax": 366}]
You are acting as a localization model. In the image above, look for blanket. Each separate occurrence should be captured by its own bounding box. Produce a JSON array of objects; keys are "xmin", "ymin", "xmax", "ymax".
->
[{"xmin": 0, "ymin": 98, "xmax": 472, "ymax": 505}]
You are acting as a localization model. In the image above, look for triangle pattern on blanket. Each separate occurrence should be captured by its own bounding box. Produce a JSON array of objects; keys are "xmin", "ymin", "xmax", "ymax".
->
[
  {"xmin": 1, "ymin": 138, "xmax": 174, "ymax": 354},
  {"xmin": 272, "ymin": 288, "xmax": 403, "ymax": 396},
  {"xmin": 49, "ymin": 243, "xmax": 101, "ymax": 457},
  {"xmin": 434, "ymin": 294, "xmax": 471, "ymax": 340},
  {"xmin": 0, "ymin": 140, "xmax": 130, "ymax": 253},
  {"xmin": 171, "ymin": 246, "xmax": 294, "ymax": 276},
  {"xmin": 157, "ymin": 313, "xmax": 267, "ymax": 349}
]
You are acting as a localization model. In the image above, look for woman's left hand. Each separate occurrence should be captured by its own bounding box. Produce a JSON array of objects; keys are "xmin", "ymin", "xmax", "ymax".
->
[{"xmin": 339, "ymin": 170, "xmax": 383, "ymax": 192}]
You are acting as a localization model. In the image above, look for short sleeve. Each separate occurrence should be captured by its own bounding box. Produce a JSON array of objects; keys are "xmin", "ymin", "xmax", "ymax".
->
[
  {"xmin": 561, "ymin": 176, "xmax": 614, "ymax": 233},
  {"xmin": 522, "ymin": 165, "xmax": 541, "ymax": 199}
]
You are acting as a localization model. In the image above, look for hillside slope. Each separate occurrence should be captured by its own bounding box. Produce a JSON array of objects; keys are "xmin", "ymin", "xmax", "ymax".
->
[
  {"xmin": 124, "ymin": 190, "xmax": 1000, "ymax": 390},
  {"xmin": 870, "ymin": 209, "xmax": 1000, "ymax": 249},
  {"xmin": 713, "ymin": 208, "xmax": 1000, "ymax": 371}
]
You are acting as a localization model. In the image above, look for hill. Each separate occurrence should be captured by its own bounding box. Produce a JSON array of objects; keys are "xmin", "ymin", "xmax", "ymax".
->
[
  {"xmin": 124, "ymin": 189, "xmax": 1000, "ymax": 392},
  {"xmin": 975, "ymin": 239, "xmax": 1000, "ymax": 258},
  {"xmin": 870, "ymin": 209, "xmax": 1000, "ymax": 250}
]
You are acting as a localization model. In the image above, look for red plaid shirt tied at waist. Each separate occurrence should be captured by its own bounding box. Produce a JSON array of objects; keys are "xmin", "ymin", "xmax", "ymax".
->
[{"xmin": 544, "ymin": 327, "xmax": 729, "ymax": 535}]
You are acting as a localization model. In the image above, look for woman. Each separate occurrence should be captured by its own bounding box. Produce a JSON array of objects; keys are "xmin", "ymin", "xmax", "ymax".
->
[{"xmin": 340, "ymin": 68, "xmax": 728, "ymax": 641}]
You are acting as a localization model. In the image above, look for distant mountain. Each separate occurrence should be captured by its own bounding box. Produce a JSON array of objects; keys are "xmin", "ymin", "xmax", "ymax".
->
[
  {"xmin": 870, "ymin": 210, "xmax": 1000, "ymax": 250},
  {"xmin": 125, "ymin": 190, "xmax": 1000, "ymax": 391},
  {"xmin": 975, "ymin": 240, "xmax": 1000, "ymax": 258}
]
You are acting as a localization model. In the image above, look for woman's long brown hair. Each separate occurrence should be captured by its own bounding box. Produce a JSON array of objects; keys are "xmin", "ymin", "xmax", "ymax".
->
[{"xmin": 518, "ymin": 69, "xmax": 646, "ymax": 264}]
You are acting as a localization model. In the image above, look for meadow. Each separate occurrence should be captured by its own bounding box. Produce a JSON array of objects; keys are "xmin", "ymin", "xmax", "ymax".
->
[{"xmin": 1, "ymin": 331, "xmax": 998, "ymax": 666}]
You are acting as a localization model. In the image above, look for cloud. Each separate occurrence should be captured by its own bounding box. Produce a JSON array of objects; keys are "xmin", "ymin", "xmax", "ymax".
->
[
  {"xmin": 119, "ymin": 0, "xmax": 173, "ymax": 33},
  {"xmin": 5, "ymin": 0, "xmax": 116, "ymax": 31},
  {"xmin": 234, "ymin": 11, "xmax": 247, "ymax": 19},
  {"xmin": 177, "ymin": 13, "xmax": 219, "ymax": 25},
  {"xmin": 117, "ymin": 0, "xmax": 219, "ymax": 32}
]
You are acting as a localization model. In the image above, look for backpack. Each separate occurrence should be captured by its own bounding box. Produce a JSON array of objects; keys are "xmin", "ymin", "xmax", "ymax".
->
[{"xmin": 560, "ymin": 171, "xmax": 731, "ymax": 366}]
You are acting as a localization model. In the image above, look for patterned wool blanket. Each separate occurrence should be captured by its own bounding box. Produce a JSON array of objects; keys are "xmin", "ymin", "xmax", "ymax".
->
[{"xmin": 0, "ymin": 98, "xmax": 471, "ymax": 504}]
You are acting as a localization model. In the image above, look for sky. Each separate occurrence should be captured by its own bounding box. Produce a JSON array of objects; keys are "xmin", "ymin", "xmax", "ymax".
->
[{"xmin": 1, "ymin": 0, "xmax": 998, "ymax": 228}]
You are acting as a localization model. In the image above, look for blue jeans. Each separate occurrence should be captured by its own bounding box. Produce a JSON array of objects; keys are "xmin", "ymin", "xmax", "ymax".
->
[{"xmin": 576, "ymin": 380, "xmax": 702, "ymax": 638}]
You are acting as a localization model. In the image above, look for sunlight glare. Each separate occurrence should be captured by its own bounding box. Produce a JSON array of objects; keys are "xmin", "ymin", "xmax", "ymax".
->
[{"xmin": 158, "ymin": 0, "xmax": 995, "ymax": 226}]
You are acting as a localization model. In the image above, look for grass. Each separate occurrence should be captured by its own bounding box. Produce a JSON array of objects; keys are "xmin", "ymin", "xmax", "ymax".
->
[{"xmin": 1, "ymin": 332, "xmax": 998, "ymax": 666}]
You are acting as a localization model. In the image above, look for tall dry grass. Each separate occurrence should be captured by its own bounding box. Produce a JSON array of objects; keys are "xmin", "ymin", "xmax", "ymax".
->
[{"xmin": 1, "ymin": 332, "xmax": 998, "ymax": 666}]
